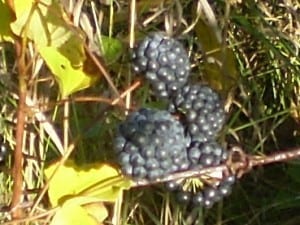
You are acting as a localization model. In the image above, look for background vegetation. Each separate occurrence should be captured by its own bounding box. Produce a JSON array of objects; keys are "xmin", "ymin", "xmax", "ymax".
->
[{"xmin": 0, "ymin": 0, "xmax": 299, "ymax": 224}]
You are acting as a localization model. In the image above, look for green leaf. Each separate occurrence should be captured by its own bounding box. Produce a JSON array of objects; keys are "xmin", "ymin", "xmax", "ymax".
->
[
  {"xmin": 45, "ymin": 160, "xmax": 133, "ymax": 207},
  {"xmin": 99, "ymin": 36, "xmax": 123, "ymax": 65},
  {"xmin": 194, "ymin": 13, "xmax": 238, "ymax": 97},
  {"xmin": 50, "ymin": 196, "xmax": 108, "ymax": 225},
  {"xmin": 0, "ymin": 0, "xmax": 14, "ymax": 42}
]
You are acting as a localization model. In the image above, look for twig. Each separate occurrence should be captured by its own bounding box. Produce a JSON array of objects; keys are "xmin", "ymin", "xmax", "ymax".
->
[
  {"xmin": 84, "ymin": 44, "xmax": 121, "ymax": 100},
  {"xmin": 134, "ymin": 162, "xmax": 227, "ymax": 187},
  {"xmin": 133, "ymin": 146, "xmax": 300, "ymax": 187},
  {"xmin": 111, "ymin": 80, "xmax": 141, "ymax": 105},
  {"xmin": 250, "ymin": 147, "xmax": 300, "ymax": 167},
  {"xmin": 127, "ymin": 0, "xmax": 137, "ymax": 116},
  {"xmin": 129, "ymin": 0, "xmax": 136, "ymax": 49},
  {"xmin": 2, "ymin": 208, "xmax": 57, "ymax": 225}
]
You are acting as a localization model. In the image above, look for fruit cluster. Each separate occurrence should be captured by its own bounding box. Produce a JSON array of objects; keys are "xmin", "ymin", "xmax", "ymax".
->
[
  {"xmin": 169, "ymin": 84, "xmax": 225, "ymax": 143},
  {"xmin": 115, "ymin": 108, "xmax": 190, "ymax": 180},
  {"xmin": 166, "ymin": 175, "xmax": 235, "ymax": 208},
  {"xmin": 114, "ymin": 32, "xmax": 235, "ymax": 208},
  {"xmin": 132, "ymin": 32, "xmax": 190, "ymax": 98}
]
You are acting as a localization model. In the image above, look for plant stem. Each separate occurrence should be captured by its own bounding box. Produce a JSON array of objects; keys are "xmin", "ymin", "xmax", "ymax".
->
[
  {"xmin": 11, "ymin": 37, "xmax": 27, "ymax": 219},
  {"xmin": 6, "ymin": 0, "xmax": 27, "ymax": 220}
]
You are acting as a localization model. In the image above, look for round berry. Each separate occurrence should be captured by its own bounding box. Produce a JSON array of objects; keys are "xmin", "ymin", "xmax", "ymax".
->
[{"xmin": 176, "ymin": 191, "xmax": 191, "ymax": 203}]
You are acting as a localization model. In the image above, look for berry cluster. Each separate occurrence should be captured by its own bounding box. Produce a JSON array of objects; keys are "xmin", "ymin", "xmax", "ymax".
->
[
  {"xmin": 169, "ymin": 84, "xmax": 225, "ymax": 143},
  {"xmin": 115, "ymin": 108, "xmax": 190, "ymax": 180},
  {"xmin": 164, "ymin": 140, "xmax": 234, "ymax": 208},
  {"xmin": 132, "ymin": 32, "xmax": 190, "ymax": 98},
  {"xmin": 114, "ymin": 32, "xmax": 234, "ymax": 208},
  {"xmin": 167, "ymin": 175, "xmax": 236, "ymax": 208},
  {"xmin": 187, "ymin": 141, "xmax": 228, "ymax": 169}
]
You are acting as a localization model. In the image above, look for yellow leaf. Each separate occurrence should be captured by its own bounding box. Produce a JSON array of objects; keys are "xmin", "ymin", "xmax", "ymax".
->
[
  {"xmin": 13, "ymin": 0, "xmax": 35, "ymax": 18},
  {"xmin": 11, "ymin": 0, "xmax": 76, "ymax": 49},
  {"xmin": 84, "ymin": 202, "xmax": 108, "ymax": 224},
  {"xmin": 45, "ymin": 160, "xmax": 133, "ymax": 206},
  {"xmin": 0, "ymin": 0, "xmax": 14, "ymax": 42},
  {"xmin": 10, "ymin": 0, "xmax": 96, "ymax": 96},
  {"xmin": 62, "ymin": 196, "xmax": 109, "ymax": 223},
  {"xmin": 39, "ymin": 46, "xmax": 97, "ymax": 97},
  {"xmin": 50, "ymin": 197, "xmax": 107, "ymax": 225}
]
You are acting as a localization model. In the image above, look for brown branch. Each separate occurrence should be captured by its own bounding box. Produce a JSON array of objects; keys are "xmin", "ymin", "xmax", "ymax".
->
[
  {"xmin": 10, "ymin": 39, "xmax": 27, "ymax": 220},
  {"xmin": 251, "ymin": 147, "xmax": 300, "ymax": 166},
  {"xmin": 6, "ymin": 0, "xmax": 27, "ymax": 220},
  {"xmin": 133, "ymin": 146, "xmax": 300, "ymax": 187}
]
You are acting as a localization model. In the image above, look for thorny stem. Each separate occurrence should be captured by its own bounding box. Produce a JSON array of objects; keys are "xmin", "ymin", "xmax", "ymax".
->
[{"xmin": 134, "ymin": 146, "xmax": 300, "ymax": 187}]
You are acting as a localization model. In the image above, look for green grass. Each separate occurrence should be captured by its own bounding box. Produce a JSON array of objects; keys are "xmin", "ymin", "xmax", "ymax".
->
[{"xmin": 1, "ymin": 0, "xmax": 300, "ymax": 224}]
